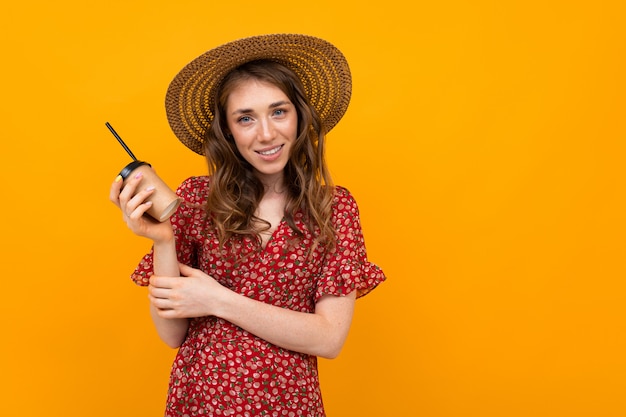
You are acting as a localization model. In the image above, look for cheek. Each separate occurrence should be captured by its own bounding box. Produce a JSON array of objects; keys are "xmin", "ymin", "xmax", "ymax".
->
[
  {"xmin": 232, "ymin": 139, "xmax": 246, "ymax": 154},
  {"xmin": 288, "ymin": 117, "xmax": 299, "ymax": 139},
  {"xmin": 231, "ymin": 134, "xmax": 251, "ymax": 156}
]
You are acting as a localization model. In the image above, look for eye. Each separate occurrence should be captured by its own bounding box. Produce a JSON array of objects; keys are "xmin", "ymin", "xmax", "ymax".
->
[
  {"xmin": 237, "ymin": 115, "xmax": 252, "ymax": 124},
  {"xmin": 273, "ymin": 108, "xmax": 286, "ymax": 117}
]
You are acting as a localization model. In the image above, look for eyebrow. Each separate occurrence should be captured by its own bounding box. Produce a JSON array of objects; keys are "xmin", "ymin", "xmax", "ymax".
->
[{"xmin": 230, "ymin": 100, "xmax": 292, "ymax": 116}]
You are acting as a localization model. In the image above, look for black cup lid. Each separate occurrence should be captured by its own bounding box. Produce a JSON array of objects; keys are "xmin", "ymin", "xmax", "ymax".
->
[{"xmin": 119, "ymin": 160, "xmax": 152, "ymax": 179}]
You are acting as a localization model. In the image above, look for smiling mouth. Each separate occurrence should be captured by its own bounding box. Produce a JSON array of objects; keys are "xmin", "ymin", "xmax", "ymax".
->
[{"xmin": 256, "ymin": 145, "xmax": 284, "ymax": 156}]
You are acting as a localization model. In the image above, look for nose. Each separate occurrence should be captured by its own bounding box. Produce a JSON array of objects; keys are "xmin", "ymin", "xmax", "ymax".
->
[{"xmin": 257, "ymin": 118, "xmax": 276, "ymax": 142}]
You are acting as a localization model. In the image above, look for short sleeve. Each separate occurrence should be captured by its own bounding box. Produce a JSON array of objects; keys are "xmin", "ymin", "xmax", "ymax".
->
[
  {"xmin": 130, "ymin": 176, "xmax": 209, "ymax": 286},
  {"xmin": 315, "ymin": 187, "xmax": 386, "ymax": 301}
]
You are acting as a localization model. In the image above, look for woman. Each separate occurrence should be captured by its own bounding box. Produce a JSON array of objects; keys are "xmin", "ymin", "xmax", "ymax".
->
[{"xmin": 110, "ymin": 34, "xmax": 385, "ymax": 417}]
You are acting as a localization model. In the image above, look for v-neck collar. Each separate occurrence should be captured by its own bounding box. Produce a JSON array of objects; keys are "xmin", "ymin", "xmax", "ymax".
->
[{"xmin": 259, "ymin": 217, "xmax": 286, "ymax": 251}]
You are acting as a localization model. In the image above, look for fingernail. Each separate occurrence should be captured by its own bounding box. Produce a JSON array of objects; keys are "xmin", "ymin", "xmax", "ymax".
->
[
  {"xmin": 134, "ymin": 172, "xmax": 143, "ymax": 179},
  {"xmin": 114, "ymin": 175, "xmax": 123, "ymax": 183},
  {"xmin": 146, "ymin": 186, "xmax": 155, "ymax": 192}
]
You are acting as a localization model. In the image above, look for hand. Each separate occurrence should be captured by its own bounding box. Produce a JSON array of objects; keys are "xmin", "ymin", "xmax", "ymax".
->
[
  {"xmin": 148, "ymin": 263, "xmax": 227, "ymax": 319},
  {"xmin": 109, "ymin": 171, "xmax": 174, "ymax": 243}
]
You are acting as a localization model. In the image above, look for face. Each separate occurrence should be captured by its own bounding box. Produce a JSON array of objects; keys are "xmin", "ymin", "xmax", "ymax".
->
[{"xmin": 225, "ymin": 78, "xmax": 298, "ymax": 185}]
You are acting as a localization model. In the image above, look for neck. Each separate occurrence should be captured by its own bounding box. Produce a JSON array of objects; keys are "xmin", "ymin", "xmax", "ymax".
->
[{"xmin": 256, "ymin": 172, "xmax": 287, "ymax": 195}]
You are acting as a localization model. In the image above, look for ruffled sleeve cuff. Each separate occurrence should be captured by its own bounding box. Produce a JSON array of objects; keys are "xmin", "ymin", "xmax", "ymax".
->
[
  {"xmin": 313, "ymin": 186, "xmax": 386, "ymax": 301},
  {"xmin": 315, "ymin": 258, "xmax": 386, "ymax": 301},
  {"xmin": 131, "ymin": 251, "xmax": 154, "ymax": 287}
]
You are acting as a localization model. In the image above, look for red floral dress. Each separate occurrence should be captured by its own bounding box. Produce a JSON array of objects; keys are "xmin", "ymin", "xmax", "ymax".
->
[{"xmin": 131, "ymin": 176, "xmax": 385, "ymax": 416}]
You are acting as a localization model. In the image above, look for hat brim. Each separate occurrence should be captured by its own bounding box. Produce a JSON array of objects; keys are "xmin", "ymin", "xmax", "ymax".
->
[{"xmin": 165, "ymin": 34, "xmax": 352, "ymax": 155}]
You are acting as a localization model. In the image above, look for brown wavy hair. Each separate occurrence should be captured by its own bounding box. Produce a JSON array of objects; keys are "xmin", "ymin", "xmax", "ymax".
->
[{"xmin": 203, "ymin": 60, "xmax": 335, "ymax": 250}]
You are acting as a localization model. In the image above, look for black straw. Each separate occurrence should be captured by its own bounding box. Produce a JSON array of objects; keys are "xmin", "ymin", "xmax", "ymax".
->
[{"xmin": 105, "ymin": 122, "xmax": 137, "ymax": 161}]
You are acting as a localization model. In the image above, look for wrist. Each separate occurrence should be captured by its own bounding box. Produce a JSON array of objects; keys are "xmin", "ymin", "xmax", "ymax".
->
[
  {"xmin": 152, "ymin": 225, "xmax": 175, "ymax": 246},
  {"xmin": 214, "ymin": 288, "xmax": 243, "ymax": 323},
  {"xmin": 153, "ymin": 236, "xmax": 175, "ymax": 253}
]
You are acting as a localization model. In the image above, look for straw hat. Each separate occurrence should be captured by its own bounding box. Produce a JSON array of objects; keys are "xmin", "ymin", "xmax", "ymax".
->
[{"xmin": 165, "ymin": 33, "xmax": 352, "ymax": 155}]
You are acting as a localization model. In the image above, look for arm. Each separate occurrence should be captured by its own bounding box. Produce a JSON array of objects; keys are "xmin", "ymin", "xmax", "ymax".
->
[
  {"xmin": 149, "ymin": 264, "xmax": 356, "ymax": 358},
  {"xmin": 110, "ymin": 173, "xmax": 189, "ymax": 348},
  {"xmin": 150, "ymin": 238, "xmax": 189, "ymax": 348},
  {"xmin": 218, "ymin": 283, "xmax": 356, "ymax": 358}
]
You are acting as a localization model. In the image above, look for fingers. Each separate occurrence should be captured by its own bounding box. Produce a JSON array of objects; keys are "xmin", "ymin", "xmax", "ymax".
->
[
  {"xmin": 108, "ymin": 175, "xmax": 124, "ymax": 207},
  {"xmin": 110, "ymin": 171, "xmax": 155, "ymax": 220},
  {"xmin": 149, "ymin": 293, "xmax": 176, "ymax": 315},
  {"xmin": 149, "ymin": 275, "xmax": 176, "ymax": 289},
  {"xmin": 148, "ymin": 279, "xmax": 182, "ymax": 317},
  {"xmin": 148, "ymin": 283, "xmax": 169, "ymax": 296},
  {"xmin": 119, "ymin": 172, "xmax": 146, "ymax": 210},
  {"xmin": 148, "ymin": 279, "xmax": 175, "ymax": 309},
  {"xmin": 148, "ymin": 270, "xmax": 216, "ymax": 319},
  {"xmin": 178, "ymin": 263, "xmax": 196, "ymax": 277},
  {"xmin": 126, "ymin": 197, "xmax": 153, "ymax": 222},
  {"xmin": 152, "ymin": 305, "xmax": 180, "ymax": 319},
  {"xmin": 150, "ymin": 264, "xmax": 192, "ymax": 286}
]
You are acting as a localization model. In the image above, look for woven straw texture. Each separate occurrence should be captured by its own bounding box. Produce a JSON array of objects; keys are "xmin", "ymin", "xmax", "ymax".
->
[{"xmin": 165, "ymin": 34, "xmax": 352, "ymax": 154}]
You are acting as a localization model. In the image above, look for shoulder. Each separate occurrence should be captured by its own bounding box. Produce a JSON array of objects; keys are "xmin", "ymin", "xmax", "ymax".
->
[
  {"xmin": 331, "ymin": 185, "xmax": 360, "ymax": 216},
  {"xmin": 175, "ymin": 176, "xmax": 211, "ymax": 205}
]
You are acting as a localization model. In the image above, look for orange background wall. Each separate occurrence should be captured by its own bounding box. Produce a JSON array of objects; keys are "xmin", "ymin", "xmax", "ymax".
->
[{"xmin": 1, "ymin": 1, "xmax": 625, "ymax": 416}]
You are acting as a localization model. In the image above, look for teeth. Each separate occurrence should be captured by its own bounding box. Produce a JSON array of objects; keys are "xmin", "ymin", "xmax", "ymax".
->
[{"xmin": 258, "ymin": 145, "xmax": 282, "ymax": 156}]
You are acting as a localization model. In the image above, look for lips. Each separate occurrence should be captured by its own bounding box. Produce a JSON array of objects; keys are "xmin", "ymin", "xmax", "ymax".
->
[{"xmin": 256, "ymin": 144, "xmax": 284, "ymax": 156}]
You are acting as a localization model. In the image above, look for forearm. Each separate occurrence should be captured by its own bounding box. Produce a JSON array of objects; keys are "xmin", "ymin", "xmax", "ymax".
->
[
  {"xmin": 111, "ymin": 173, "xmax": 189, "ymax": 347},
  {"xmin": 216, "ymin": 290, "xmax": 356, "ymax": 359},
  {"xmin": 151, "ymin": 237, "xmax": 189, "ymax": 348}
]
